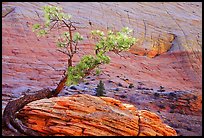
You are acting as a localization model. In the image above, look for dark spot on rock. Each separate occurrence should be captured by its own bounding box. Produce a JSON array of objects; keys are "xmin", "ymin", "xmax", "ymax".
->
[
  {"xmin": 186, "ymin": 99, "xmax": 190, "ymax": 104},
  {"xmin": 120, "ymin": 95, "xmax": 127, "ymax": 98},
  {"xmin": 170, "ymin": 104, "xmax": 176, "ymax": 109},
  {"xmin": 137, "ymin": 86, "xmax": 142, "ymax": 90},
  {"xmin": 186, "ymin": 127, "xmax": 192, "ymax": 131},
  {"xmin": 114, "ymin": 103, "xmax": 119, "ymax": 106},
  {"xmin": 128, "ymin": 83, "xmax": 134, "ymax": 88},
  {"xmin": 166, "ymin": 122, "xmax": 173, "ymax": 127},
  {"xmin": 193, "ymin": 95, "xmax": 197, "ymax": 100},
  {"xmin": 138, "ymin": 82, "xmax": 144, "ymax": 85},
  {"xmin": 108, "ymin": 80, "xmax": 113, "ymax": 83},
  {"xmin": 70, "ymin": 86, "xmax": 77, "ymax": 90},
  {"xmin": 169, "ymin": 92, "xmax": 176, "ymax": 97},
  {"xmin": 171, "ymin": 123, "xmax": 179, "ymax": 128},
  {"xmin": 169, "ymin": 109, "xmax": 174, "ymax": 113},
  {"xmin": 178, "ymin": 110, "xmax": 185, "ymax": 114},
  {"xmin": 118, "ymin": 83, "xmax": 123, "ymax": 87},
  {"xmin": 84, "ymin": 82, "xmax": 90, "ymax": 85},
  {"xmin": 157, "ymin": 89, "xmax": 165, "ymax": 92},
  {"xmin": 86, "ymin": 76, "xmax": 91, "ymax": 79},
  {"xmin": 116, "ymin": 76, "xmax": 120, "ymax": 78},
  {"xmin": 157, "ymin": 104, "xmax": 165, "ymax": 109},
  {"xmin": 154, "ymin": 92, "xmax": 160, "ymax": 97},
  {"xmin": 175, "ymin": 129, "xmax": 180, "ymax": 134},
  {"xmin": 157, "ymin": 86, "xmax": 165, "ymax": 92},
  {"xmin": 106, "ymin": 74, "xmax": 110, "ymax": 77},
  {"xmin": 115, "ymin": 88, "xmax": 119, "ymax": 91},
  {"xmin": 91, "ymin": 78, "xmax": 95, "ymax": 81}
]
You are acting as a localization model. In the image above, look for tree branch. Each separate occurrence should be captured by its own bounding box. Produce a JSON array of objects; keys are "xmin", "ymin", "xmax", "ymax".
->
[
  {"xmin": 49, "ymin": 20, "xmax": 58, "ymax": 31},
  {"xmin": 57, "ymin": 49, "xmax": 70, "ymax": 56}
]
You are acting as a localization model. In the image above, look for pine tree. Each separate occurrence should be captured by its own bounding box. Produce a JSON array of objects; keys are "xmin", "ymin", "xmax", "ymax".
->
[
  {"xmin": 96, "ymin": 80, "xmax": 105, "ymax": 96},
  {"xmin": 3, "ymin": 5, "xmax": 137, "ymax": 135}
]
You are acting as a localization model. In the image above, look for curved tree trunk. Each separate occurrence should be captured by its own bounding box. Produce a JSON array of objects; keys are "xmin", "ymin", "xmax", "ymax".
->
[
  {"xmin": 53, "ymin": 75, "xmax": 68, "ymax": 97},
  {"xmin": 2, "ymin": 61, "xmax": 97, "ymax": 136},
  {"xmin": 2, "ymin": 72, "xmax": 69, "ymax": 135},
  {"xmin": 2, "ymin": 88, "xmax": 55, "ymax": 136}
]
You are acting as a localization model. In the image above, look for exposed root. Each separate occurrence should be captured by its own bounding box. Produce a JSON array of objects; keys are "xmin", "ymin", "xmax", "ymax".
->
[{"xmin": 2, "ymin": 88, "xmax": 56, "ymax": 136}]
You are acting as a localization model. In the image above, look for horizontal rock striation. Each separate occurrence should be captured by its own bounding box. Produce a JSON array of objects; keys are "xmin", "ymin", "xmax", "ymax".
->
[
  {"xmin": 2, "ymin": 2, "xmax": 201, "ymax": 94},
  {"xmin": 17, "ymin": 94, "xmax": 177, "ymax": 136},
  {"xmin": 2, "ymin": 2, "xmax": 202, "ymax": 136}
]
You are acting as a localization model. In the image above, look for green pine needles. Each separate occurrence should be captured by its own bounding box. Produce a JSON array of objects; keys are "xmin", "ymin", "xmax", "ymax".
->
[
  {"xmin": 96, "ymin": 80, "xmax": 105, "ymax": 96},
  {"xmin": 32, "ymin": 5, "xmax": 137, "ymax": 87}
]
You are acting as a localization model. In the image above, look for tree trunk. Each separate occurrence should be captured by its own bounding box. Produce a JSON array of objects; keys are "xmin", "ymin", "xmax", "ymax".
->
[
  {"xmin": 2, "ymin": 56, "xmax": 100, "ymax": 136},
  {"xmin": 53, "ymin": 75, "xmax": 68, "ymax": 97},
  {"xmin": 68, "ymin": 58, "xmax": 72, "ymax": 67},
  {"xmin": 2, "ymin": 88, "xmax": 55, "ymax": 136}
]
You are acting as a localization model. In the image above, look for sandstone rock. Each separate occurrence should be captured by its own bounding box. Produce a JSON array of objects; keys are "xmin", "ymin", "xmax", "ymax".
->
[
  {"xmin": 2, "ymin": 2, "xmax": 202, "ymax": 96},
  {"xmin": 17, "ymin": 94, "xmax": 177, "ymax": 136},
  {"xmin": 2, "ymin": 2, "xmax": 202, "ymax": 136},
  {"xmin": 129, "ymin": 33, "xmax": 175, "ymax": 58},
  {"xmin": 137, "ymin": 110, "xmax": 176, "ymax": 136},
  {"xmin": 2, "ymin": 6, "xmax": 15, "ymax": 18}
]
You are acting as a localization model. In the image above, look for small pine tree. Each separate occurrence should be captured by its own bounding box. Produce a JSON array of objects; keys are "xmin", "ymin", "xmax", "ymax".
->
[{"xmin": 96, "ymin": 80, "xmax": 105, "ymax": 96}]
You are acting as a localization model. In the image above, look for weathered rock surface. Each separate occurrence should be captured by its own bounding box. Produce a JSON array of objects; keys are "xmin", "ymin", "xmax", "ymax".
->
[
  {"xmin": 129, "ymin": 33, "xmax": 175, "ymax": 58},
  {"xmin": 2, "ymin": 2, "xmax": 202, "ymax": 93},
  {"xmin": 17, "ymin": 94, "xmax": 177, "ymax": 136},
  {"xmin": 2, "ymin": 2, "xmax": 202, "ymax": 136}
]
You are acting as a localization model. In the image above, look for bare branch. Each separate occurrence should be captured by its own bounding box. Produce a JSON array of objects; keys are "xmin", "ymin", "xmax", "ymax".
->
[
  {"xmin": 70, "ymin": 23, "xmax": 77, "ymax": 31},
  {"xmin": 49, "ymin": 20, "xmax": 58, "ymax": 31},
  {"xmin": 61, "ymin": 19, "xmax": 70, "ymax": 29},
  {"xmin": 57, "ymin": 49, "xmax": 70, "ymax": 56}
]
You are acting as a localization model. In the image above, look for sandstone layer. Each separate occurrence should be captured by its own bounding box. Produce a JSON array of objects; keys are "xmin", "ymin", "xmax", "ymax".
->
[
  {"xmin": 17, "ymin": 94, "xmax": 177, "ymax": 136},
  {"xmin": 2, "ymin": 2, "xmax": 202, "ymax": 92},
  {"xmin": 2, "ymin": 2, "xmax": 202, "ymax": 136}
]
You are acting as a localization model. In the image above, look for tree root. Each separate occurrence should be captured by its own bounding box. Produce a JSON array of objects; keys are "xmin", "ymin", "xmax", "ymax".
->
[{"xmin": 2, "ymin": 88, "xmax": 56, "ymax": 136}]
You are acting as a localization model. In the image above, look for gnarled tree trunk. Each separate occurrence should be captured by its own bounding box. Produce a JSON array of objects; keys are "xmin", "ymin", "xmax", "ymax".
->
[{"xmin": 2, "ymin": 74, "xmax": 68, "ymax": 136}]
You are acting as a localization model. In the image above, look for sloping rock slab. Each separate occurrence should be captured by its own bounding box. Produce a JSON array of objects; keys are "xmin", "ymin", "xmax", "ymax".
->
[{"xmin": 17, "ymin": 94, "xmax": 177, "ymax": 136}]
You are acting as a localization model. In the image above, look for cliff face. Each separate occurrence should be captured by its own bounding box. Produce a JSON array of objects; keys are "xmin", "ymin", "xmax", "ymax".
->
[{"xmin": 2, "ymin": 2, "xmax": 202, "ymax": 136}]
